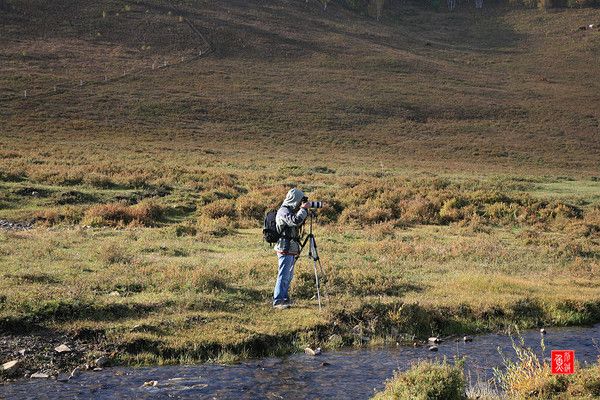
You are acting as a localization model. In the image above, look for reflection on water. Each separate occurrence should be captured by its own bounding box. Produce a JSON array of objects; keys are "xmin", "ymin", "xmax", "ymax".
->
[{"xmin": 1, "ymin": 324, "xmax": 599, "ymax": 399}]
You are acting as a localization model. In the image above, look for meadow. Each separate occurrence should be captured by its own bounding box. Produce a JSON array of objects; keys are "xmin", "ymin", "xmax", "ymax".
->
[{"xmin": 0, "ymin": 0, "xmax": 599, "ymax": 379}]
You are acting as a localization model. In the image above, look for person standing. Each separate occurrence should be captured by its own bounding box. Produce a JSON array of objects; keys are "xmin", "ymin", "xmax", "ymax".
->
[{"xmin": 273, "ymin": 188, "xmax": 309, "ymax": 309}]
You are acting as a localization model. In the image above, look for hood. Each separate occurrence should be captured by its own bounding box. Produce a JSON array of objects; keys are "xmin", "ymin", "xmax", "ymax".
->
[{"xmin": 282, "ymin": 188, "xmax": 305, "ymax": 209}]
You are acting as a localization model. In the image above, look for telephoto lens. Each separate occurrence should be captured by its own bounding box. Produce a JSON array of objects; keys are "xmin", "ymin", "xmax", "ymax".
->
[{"xmin": 309, "ymin": 201, "xmax": 323, "ymax": 208}]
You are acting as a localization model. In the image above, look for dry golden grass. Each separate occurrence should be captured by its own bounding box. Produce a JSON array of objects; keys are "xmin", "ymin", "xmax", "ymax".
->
[
  {"xmin": 495, "ymin": 336, "xmax": 600, "ymax": 399},
  {"xmin": 82, "ymin": 201, "xmax": 164, "ymax": 227}
]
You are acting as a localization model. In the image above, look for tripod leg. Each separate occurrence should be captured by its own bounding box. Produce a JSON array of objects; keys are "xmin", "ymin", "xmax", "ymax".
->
[
  {"xmin": 313, "ymin": 258, "xmax": 322, "ymax": 310},
  {"xmin": 317, "ymin": 258, "xmax": 329, "ymax": 305}
]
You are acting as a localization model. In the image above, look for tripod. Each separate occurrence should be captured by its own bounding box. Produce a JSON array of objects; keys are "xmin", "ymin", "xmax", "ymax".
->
[{"xmin": 298, "ymin": 211, "xmax": 327, "ymax": 310}]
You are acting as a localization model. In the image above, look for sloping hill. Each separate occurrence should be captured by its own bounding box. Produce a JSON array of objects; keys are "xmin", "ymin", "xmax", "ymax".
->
[{"xmin": 0, "ymin": 0, "xmax": 599, "ymax": 174}]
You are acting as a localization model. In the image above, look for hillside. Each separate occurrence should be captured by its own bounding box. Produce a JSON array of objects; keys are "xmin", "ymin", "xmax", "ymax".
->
[{"xmin": 1, "ymin": 0, "xmax": 599, "ymax": 176}]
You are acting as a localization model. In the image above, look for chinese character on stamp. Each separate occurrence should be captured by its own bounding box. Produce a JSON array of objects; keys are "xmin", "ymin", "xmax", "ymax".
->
[{"xmin": 551, "ymin": 350, "xmax": 575, "ymax": 375}]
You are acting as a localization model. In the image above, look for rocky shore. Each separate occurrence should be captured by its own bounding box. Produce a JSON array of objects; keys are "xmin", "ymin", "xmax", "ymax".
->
[{"xmin": 0, "ymin": 328, "xmax": 111, "ymax": 382}]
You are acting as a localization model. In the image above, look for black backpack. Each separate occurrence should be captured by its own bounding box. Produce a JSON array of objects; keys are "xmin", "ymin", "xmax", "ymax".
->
[{"xmin": 263, "ymin": 210, "xmax": 280, "ymax": 244}]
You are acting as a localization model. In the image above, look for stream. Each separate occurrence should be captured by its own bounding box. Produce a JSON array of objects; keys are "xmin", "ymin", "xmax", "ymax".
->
[{"xmin": 1, "ymin": 324, "xmax": 599, "ymax": 399}]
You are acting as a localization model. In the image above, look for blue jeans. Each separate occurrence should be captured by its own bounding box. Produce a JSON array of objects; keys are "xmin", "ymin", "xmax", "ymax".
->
[{"xmin": 273, "ymin": 254, "xmax": 296, "ymax": 305}]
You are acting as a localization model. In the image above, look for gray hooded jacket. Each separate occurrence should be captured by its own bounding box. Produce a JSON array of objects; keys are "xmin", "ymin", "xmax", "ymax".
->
[{"xmin": 274, "ymin": 188, "xmax": 308, "ymax": 255}]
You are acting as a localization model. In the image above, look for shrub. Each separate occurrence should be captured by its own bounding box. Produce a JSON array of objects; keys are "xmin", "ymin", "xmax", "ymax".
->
[
  {"xmin": 29, "ymin": 168, "xmax": 84, "ymax": 186},
  {"xmin": 99, "ymin": 242, "xmax": 133, "ymax": 265},
  {"xmin": 83, "ymin": 203, "xmax": 130, "ymax": 227},
  {"xmin": 35, "ymin": 206, "xmax": 84, "ymax": 226},
  {"xmin": 202, "ymin": 199, "xmax": 237, "ymax": 219},
  {"xmin": 193, "ymin": 172, "xmax": 246, "ymax": 204},
  {"xmin": 484, "ymin": 202, "xmax": 518, "ymax": 223},
  {"xmin": 0, "ymin": 167, "xmax": 26, "ymax": 182},
  {"xmin": 236, "ymin": 194, "xmax": 267, "ymax": 222},
  {"xmin": 339, "ymin": 204, "xmax": 393, "ymax": 225},
  {"xmin": 82, "ymin": 201, "xmax": 163, "ymax": 227},
  {"xmin": 198, "ymin": 188, "xmax": 238, "ymax": 204},
  {"xmin": 313, "ymin": 198, "xmax": 344, "ymax": 223},
  {"xmin": 569, "ymin": 363, "xmax": 600, "ymax": 396},
  {"xmin": 197, "ymin": 215, "xmax": 236, "ymax": 237},
  {"xmin": 439, "ymin": 197, "xmax": 467, "ymax": 223},
  {"xmin": 121, "ymin": 172, "xmax": 152, "ymax": 189},
  {"xmin": 175, "ymin": 223, "xmax": 197, "ymax": 237},
  {"xmin": 185, "ymin": 267, "xmax": 229, "ymax": 293},
  {"xmin": 83, "ymin": 173, "xmax": 115, "ymax": 189},
  {"xmin": 373, "ymin": 359, "xmax": 467, "ymax": 400},
  {"xmin": 400, "ymin": 197, "xmax": 439, "ymax": 225},
  {"xmin": 495, "ymin": 334, "xmax": 600, "ymax": 399},
  {"xmin": 131, "ymin": 201, "xmax": 164, "ymax": 225}
]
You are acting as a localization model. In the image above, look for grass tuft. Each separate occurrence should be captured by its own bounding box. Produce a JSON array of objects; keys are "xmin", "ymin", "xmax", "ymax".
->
[{"xmin": 373, "ymin": 359, "xmax": 467, "ymax": 400}]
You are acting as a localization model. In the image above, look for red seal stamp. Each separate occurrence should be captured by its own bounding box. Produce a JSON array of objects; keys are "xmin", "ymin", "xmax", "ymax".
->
[{"xmin": 551, "ymin": 350, "xmax": 575, "ymax": 374}]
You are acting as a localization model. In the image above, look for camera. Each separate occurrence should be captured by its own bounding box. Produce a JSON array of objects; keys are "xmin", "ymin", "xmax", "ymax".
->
[{"xmin": 302, "ymin": 196, "xmax": 323, "ymax": 208}]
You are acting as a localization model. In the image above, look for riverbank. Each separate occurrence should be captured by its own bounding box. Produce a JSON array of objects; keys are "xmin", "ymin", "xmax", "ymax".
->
[{"xmin": 1, "ymin": 324, "xmax": 599, "ymax": 398}]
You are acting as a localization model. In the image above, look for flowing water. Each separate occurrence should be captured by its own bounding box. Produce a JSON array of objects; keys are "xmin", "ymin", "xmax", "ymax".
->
[{"xmin": 1, "ymin": 324, "xmax": 599, "ymax": 399}]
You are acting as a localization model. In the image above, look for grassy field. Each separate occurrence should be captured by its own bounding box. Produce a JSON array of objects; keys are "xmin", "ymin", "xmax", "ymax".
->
[{"xmin": 0, "ymin": 0, "xmax": 599, "ymax": 375}]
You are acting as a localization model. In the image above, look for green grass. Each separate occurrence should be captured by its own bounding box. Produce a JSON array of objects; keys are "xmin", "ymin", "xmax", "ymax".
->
[
  {"xmin": 0, "ymin": 176, "xmax": 599, "ymax": 364},
  {"xmin": 373, "ymin": 359, "xmax": 467, "ymax": 400}
]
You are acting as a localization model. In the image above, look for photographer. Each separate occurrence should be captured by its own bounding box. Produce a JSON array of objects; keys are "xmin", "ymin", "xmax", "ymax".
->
[{"xmin": 273, "ymin": 188, "xmax": 310, "ymax": 310}]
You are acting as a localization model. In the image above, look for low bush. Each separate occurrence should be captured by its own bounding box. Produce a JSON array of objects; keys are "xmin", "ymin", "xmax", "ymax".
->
[
  {"xmin": 98, "ymin": 242, "xmax": 133, "ymax": 265},
  {"xmin": 0, "ymin": 166, "xmax": 26, "ymax": 182},
  {"xmin": 201, "ymin": 199, "xmax": 237, "ymax": 219},
  {"xmin": 197, "ymin": 215, "xmax": 236, "ymax": 237},
  {"xmin": 340, "ymin": 204, "xmax": 394, "ymax": 225},
  {"xmin": 191, "ymin": 268, "xmax": 229, "ymax": 293},
  {"xmin": 120, "ymin": 172, "xmax": 152, "ymax": 189},
  {"xmin": 35, "ymin": 206, "xmax": 84, "ymax": 226},
  {"xmin": 373, "ymin": 359, "xmax": 466, "ymax": 400},
  {"xmin": 569, "ymin": 363, "xmax": 600, "ymax": 397},
  {"xmin": 399, "ymin": 197, "xmax": 439, "ymax": 224},
  {"xmin": 82, "ymin": 200, "xmax": 164, "ymax": 227},
  {"xmin": 175, "ymin": 223, "xmax": 197, "ymax": 237},
  {"xmin": 83, "ymin": 173, "xmax": 115, "ymax": 189},
  {"xmin": 439, "ymin": 197, "xmax": 467, "ymax": 223},
  {"xmin": 29, "ymin": 168, "xmax": 84, "ymax": 186},
  {"xmin": 496, "ymin": 334, "xmax": 600, "ymax": 399},
  {"xmin": 236, "ymin": 194, "xmax": 267, "ymax": 223}
]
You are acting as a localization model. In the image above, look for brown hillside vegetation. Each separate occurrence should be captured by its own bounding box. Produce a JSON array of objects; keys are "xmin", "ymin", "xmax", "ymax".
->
[{"xmin": 1, "ymin": 0, "xmax": 599, "ymax": 175}]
